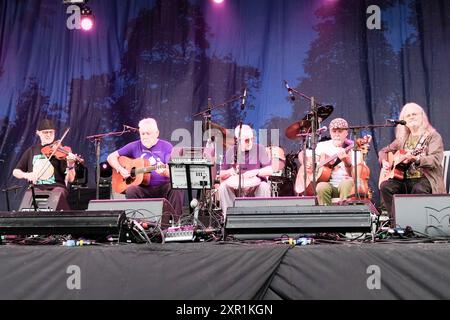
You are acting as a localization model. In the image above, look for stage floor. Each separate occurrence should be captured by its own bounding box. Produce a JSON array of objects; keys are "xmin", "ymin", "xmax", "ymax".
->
[{"xmin": 1, "ymin": 241, "xmax": 450, "ymax": 300}]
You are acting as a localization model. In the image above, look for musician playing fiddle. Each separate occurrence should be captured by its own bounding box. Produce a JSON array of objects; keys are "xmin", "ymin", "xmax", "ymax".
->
[
  {"xmin": 12, "ymin": 119, "xmax": 77, "ymax": 209},
  {"xmin": 297, "ymin": 118, "xmax": 355, "ymax": 205},
  {"xmin": 218, "ymin": 124, "xmax": 273, "ymax": 218},
  {"xmin": 379, "ymin": 103, "xmax": 445, "ymax": 219},
  {"xmin": 107, "ymin": 118, "xmax": 183, "ymax": 217}
]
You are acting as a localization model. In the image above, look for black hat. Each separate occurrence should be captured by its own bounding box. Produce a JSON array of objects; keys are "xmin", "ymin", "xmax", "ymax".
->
[{"xmin": 37, "ymin": 119, "xmax": 55, "ymax": 131}]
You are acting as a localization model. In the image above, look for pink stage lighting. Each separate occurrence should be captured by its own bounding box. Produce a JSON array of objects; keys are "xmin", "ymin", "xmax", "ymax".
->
[
  {"xmin": 212, "ymin": 0, "xmax": 224, "ymax": 4},
  {"xmin": 80, "ymin": 16, "xmax": 94, "ymax": 31}
]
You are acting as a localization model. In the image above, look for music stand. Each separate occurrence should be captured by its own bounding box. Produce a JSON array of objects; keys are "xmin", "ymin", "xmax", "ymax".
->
[{"xmin": 169, "ymin": 148, "xmax": 214, "ymax": 214}]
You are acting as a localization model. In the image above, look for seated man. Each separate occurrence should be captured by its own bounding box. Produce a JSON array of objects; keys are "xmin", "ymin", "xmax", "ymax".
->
[
  {"xmin": 107, "ymin": 118, "xmax": 184, "ymax": 217},
  {"xmin": 379, "ymin": 102, "xmax": 445, "ymax": 219},
  {"xmin": 296, "ymin": 118, "xmax": 354, "ymax": 205},
  {"xmin": 218, "ymin": 124, "xmax": 273, "ymax": 219},
  {"xmin": 13, "ymin": 119, "xmax": 77, "ymax": 210}
]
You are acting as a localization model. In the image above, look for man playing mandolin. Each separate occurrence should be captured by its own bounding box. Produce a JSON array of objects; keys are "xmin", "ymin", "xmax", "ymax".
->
[
  {"xmin": 379, "ymin": 103, "xmax": 445, "ymax": 219},
  {"xmin": 13, "ymin": 119, "xmax": 77, "ymax": 209},
  {"xmin": 107, "ymin": 118, "xmax": 183, "ymax": 216},
  {"xmin": 218, "ymin": 124, "xmax": 273, "ymax": 218}
]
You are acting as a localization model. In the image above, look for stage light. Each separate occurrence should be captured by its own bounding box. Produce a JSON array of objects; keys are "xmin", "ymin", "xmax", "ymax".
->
[
  {"xmin": 212, "ymin": 0, "xmax": 225, "ymax": 4},
  {"xmin": 80, "ymin": 5, "xmax": 94, "ymax": 31},
  {"xmin": 99, "ymin": 161, "xmax": 112, "ymax": 179},
  {"xmin": 63, "ymin": 0, "xmax": 86, "ymax": 3}
]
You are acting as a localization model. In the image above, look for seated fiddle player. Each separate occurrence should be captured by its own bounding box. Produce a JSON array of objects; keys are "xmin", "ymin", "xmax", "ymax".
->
[
  {"xmin": 379, "ymin": 102, "xmax": 445, "ymax": 219},
  {"xmin": 107, "ymin": 118, "xmax": 183, "ymax": 217},
  {"xmin": 304, "ymin": 118, "xmax": 355, "ymax": 205},
  {"xmin": 218, "ymin": 124, "xmax": 273, "ymax": 218},
  {"xmin": 12, "ymin": 119, "xmax": 77, "ymax": 210}
]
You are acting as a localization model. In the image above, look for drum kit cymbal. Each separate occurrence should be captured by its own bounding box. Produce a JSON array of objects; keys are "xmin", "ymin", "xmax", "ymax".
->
[
  {"xmin": 285, "ymin": 105, "xmax": 334, "ymax": 140},
  {"xmin": 203, "ymin": 122, "xmax": 235, "ymax": 149}
]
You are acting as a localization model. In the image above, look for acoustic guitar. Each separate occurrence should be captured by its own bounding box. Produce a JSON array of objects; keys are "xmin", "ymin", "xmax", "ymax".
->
[
  {"xmin": 295, "ymin": 143, "xmax": 355, "ymax": 195},
  {"xmin": 378, "ymin": 146, "xmax": 425, "ymax": 187},
  {"xmin": 112, "ymin": 156, "xmax": 167, "ymax": 193}
]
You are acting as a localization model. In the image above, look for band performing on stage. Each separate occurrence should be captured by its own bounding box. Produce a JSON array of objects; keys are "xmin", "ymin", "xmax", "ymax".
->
[{"xmin": 10, "ymin": 99, "xmax": 445, "ymax": 230}]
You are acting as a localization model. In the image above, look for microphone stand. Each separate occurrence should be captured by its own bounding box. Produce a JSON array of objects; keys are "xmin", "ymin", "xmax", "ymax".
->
[
  {"xmin": 236, "ymin": 89, "xmax": 247, "ymax": 198},
  {"xmin": 341, "ymin": 123, "xmax": 397, "ymax": 201},
  {"xmin": 86, "ymin": 129, "xmax": 137, "ymax": 199},
  {"xmin": 236, "ymin": 120, "xmax": 244, "ymax": 198},
  {"xmin": 287, "ymin": 88, "xmax": 325, "ymax": 204},
  {"xmin": 1, "ymin": 185, "xmax": 22, "ymax": 212}
]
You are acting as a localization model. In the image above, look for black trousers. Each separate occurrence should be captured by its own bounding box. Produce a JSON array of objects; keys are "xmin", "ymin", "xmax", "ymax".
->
[
  {"xmin": 125, "ymin": 182, "xmax": 184, "ymax": 217},
  {"xmin": 380, "ymin": 177, "xmax": 432, "ymax": 217}
]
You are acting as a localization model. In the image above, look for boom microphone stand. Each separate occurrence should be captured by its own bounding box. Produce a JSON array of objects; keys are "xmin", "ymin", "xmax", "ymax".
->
[
  {"xmin": 341, "ymin": 122, "xmax": 398, "ymax": 200},
  {"xmin": 86, "ymin": 127, "xmax": 137, "ymax": 199},
  {"xmin": 284, "ymin": 83, "xmax": 327, "ymax": 203}
]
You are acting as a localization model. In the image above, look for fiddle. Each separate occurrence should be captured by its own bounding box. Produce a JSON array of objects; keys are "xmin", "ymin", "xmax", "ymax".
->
[
  {"xmin": 41, "ymin": 141, "xmax": 84, "ymax": 164},
  {"xmin": 354, "ymin": 135, "xmax": 372, "ymax": 197}
]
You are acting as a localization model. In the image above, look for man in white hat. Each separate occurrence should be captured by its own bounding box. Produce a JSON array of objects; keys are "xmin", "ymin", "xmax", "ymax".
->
[
  {"xmin": 304, "ymin": 117, "xmax": 355, "ymax": 205},
  {"xmin": 218, "ymin": 124, "xmax": 273, "ymax": 219}
]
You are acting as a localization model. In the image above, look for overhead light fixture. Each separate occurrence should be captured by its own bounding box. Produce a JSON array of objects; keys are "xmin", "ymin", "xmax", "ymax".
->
[
  {"xmin": 63, "ymin": 0, "xmax": 86, "ymax": 4},
  {"xmin": 80, "ymin": 5, "xmax": 94, "ymax": 31}
]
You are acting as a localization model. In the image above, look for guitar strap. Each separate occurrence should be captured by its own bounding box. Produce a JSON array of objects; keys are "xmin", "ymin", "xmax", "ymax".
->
[{"xmin": 404, "ymin": 132, "xmax": 430, "ymax": 153}]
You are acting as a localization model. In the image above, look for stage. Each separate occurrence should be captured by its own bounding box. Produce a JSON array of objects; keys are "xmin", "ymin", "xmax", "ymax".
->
[{"xmin": 1, "ymin": 241, "xmax": 450, "ymax": 300}]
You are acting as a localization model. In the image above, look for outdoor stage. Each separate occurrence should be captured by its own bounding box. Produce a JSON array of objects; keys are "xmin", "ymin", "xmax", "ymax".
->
[{"xmin": 1, "ymin": 241, "xmax": 450, "ymax": 300}]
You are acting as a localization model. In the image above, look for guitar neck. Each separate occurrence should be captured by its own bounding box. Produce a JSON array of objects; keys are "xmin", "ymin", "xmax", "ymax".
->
[{"xmin": 135, "ymin": 164, "xmax": 165, "ymax": 174}]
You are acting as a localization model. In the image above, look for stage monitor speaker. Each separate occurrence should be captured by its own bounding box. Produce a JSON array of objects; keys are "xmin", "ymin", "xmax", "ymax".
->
[
  {"xmin": 19, "ymin": 189, "xmax": 70, "ymax": 211},
  {"xmin": 234, "ymin": 196, "xmax": 316, "ymax": 207},
  {"xmin": 0, "ymin": 210, "xmax": 126, "ymax": 239},
  {"xmin": 87, "ymin": 198, "xmax": 176, "ymax": 227},
  {"xmin": 393, "ymin": 194, "xmax": 450, "ymax": 236},
  {"xmin": 225, "ymin": 204, "xmax": 374, "ymax": 240}
]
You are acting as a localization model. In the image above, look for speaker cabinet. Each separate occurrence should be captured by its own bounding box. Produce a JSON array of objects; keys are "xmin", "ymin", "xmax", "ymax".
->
[
  {"xmin": 19, "ymin": 189, "xmax": 70, "ymax": 211},
  {"xmin": 393, "ymin": 194, "xmax": 450, "ymax": 236},
  {"xmin": 225, "ymin": 204, "xmax": 374, "ymax": 240},
  {"xmin": 87, "ymin": 198, "xmax": 176, "ymax": 226},
  {"xmin": 0, "ymin": 210, "xmax": 126, "ymax": 240},
  {"xmin": 234, "ymin": 196, "xmax": 316, "ymax": 207}
]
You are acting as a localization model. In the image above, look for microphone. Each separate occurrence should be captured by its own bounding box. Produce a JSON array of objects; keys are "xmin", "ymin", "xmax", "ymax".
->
[
  {"xmin": 240, "ymin": 88, "xmax": 247, "ymax": 110},
  {"xmin": 123, "ymin": 125, "xmax": 139, "ymax": 132},
  {"xmin": 284, "ymin": 80, "xmax": 295, "ymax": 101},
  {"xmin": 387, "ymin": 119, "xmax": 407, "ymax": 126},
  {"xmin": 190, "ymin": 199, "xmax": 200, "ymax": 227},
  {"xmin": 316, "ymin": 126, "xmax": 327, "ymax": 135}
]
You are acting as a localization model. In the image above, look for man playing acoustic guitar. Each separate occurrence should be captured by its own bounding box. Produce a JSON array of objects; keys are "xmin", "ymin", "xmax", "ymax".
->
[
  {"xmin": 379, "ymin": 103, "xmax": 445, "ymax": 219},
  {"xmin": 311, "ymin": 118, "xmax": 355, "ymax": 205},
  {"xmin": 107, "ymin": 118, "xmax": 183, "ymax": 216}
]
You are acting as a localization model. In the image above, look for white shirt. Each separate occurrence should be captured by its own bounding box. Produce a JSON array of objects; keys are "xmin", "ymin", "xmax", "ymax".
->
[{"xmin": 309, "ymin": 140, "xmax": 360, "ymax": 187}]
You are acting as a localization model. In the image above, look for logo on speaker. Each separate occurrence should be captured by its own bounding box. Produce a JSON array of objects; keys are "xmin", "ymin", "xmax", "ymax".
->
[{"xmin": 426, "ymin": 206, "xmax": 450, "ymax": 232}]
